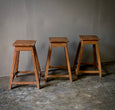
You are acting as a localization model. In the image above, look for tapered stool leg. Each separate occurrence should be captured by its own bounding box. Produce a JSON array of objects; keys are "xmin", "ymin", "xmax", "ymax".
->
[
  {"xmin": 76, "ymin": 42, "xmax": 84, "ymax": 78},
  {"xmin": 14, "ymin": 51, "xmax": 20, "ymax": 77},
  {"xmin": 45, "ymin": 44, "xmax": 52, "ymax": 82},
  {"xmin": 64, "ymin": 44, "xmax": 72, "ymax": 82},
  {"xmin": 96, "ymin": 43, "xmax": 102, "ymax": 77},
  {"xmin": 31, "ymin": 47, "xmax": 40, "ymax": 89},
  {"xmin": 34, "ymin": 46, "xmax": 41, "ymax": 79}
]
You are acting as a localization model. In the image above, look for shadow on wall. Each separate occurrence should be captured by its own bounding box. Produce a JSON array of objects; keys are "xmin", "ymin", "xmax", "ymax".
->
[
  {"xmin": 19, "ymin": 38, "xmax": 114, "ymax": 77},
  {"xmin": 99, "ymin": 42, "xmax": 115, "ymax": 62},
  {"xmin": 25, "ymin": 43, "xmax": 48, "ymax": 72},
  {"xmin": 23, "ymin": 40, "xmax": 95, "ymax": 74},
  {"xmin": 70, "ymin": 41, "xmax": 94, "ymax": 66}
]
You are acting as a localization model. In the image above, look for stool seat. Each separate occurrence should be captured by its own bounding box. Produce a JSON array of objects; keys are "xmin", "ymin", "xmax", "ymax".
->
[
  {"xmin": 80, "ymin": 35, "xmax": 100, "ymax": 41},
  {"xmin": 49, "ymin": 37, "xmax": 69, "ymax": 43},
  {"xmin": 13, "ymin": 40, "xmax": 36, "ymax": 47}
]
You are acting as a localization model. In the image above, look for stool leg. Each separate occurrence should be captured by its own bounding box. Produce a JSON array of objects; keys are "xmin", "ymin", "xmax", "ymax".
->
[
  {"xmin": 96, "ymin": 43, "xmax": 102, "ymax": 77},
  {"xmin": 64, "ymin": 44, "xmax": 72, "ymax": 82},
  {"xmin": 93, "ymin": 44, "xmax": 97, "ymax": 68},
  {"xmin": 34, "ymin": 46, "xmax": 41, "ymax": 79},
  {"xmin": 9, "ymin": 48, "xmax": 17, "ymax": 90},
  {"xmin": 75, "ymin": 42, "xmax": 84, "ymax": 78},
  {"xmin": 14, "ymin": 51, "xmax": 20, "ymax": 77},
  {"xmin": 45, "ymin": 44, "xmax": 52, "ymax": 82},
  {"xmin": 73, "ymin": 42, "xmax": 81, "ymax": 69},
  {"xmin": 31, "ymin": 47, "xmax": 40, "ymax": 89}
]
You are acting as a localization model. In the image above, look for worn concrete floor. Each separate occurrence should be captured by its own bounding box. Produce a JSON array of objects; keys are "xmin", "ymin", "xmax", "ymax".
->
[{"xmin": 0, "ymin": 62, "xmax": 115, "ymax": 110}]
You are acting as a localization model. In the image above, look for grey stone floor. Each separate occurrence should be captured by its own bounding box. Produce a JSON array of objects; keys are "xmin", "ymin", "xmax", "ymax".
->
[{"xmin": 0, "ymin": 62, "xmax": 115, "ymax": 110}]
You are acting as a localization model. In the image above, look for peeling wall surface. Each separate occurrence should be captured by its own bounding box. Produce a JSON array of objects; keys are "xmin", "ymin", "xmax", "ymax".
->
[{"xmin": 0, "ymin": 0, "xmax": 115, "ymax": 77}]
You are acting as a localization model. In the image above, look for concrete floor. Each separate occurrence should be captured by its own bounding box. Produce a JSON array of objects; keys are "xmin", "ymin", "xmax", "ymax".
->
[{"xmin": 0, "ymin": 62, "xmax": 115, "ymax": 110}]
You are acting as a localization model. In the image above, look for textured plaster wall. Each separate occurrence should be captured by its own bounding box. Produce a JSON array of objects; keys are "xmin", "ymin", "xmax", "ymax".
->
[{"xmin": 0, "ymin": 0, "xmax": 115, "ymax": 77}]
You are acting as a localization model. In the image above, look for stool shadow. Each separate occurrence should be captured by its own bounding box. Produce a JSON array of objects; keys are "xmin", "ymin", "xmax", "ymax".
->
[
  {"xmin": 71, "ymin": 65, "xmax": 101, "ymax": 81},
  {"xmin": 101, "ymin": 61, "xmax": 115, "ymax": 77},
  {"xmin": 11, "ymin": 85, "xmax": 36, "ymax": 89},
  {"xmin": 46, "ymin": 68, "xmax": 70, "ymax": 82}
]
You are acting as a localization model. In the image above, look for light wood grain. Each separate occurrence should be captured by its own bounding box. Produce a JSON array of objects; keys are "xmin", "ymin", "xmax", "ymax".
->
[
  {"xmin": 64, "ymin": 44, "xmax": 72, "ymax": 82},
  {"xmin": 13, "ymin": 40, "xmax": 36, "ymax": 47},
  {"xmin": 34, "ymin": 46, "xmax": 41, "ymax": 79},
  {"xmin": 45, "ymin": 44, "xmax": 52, "ymax": 82},
  {"xmin": 49, "ymin": 37, "xmax": 69, "ymax": 43},
  {"xmin": 79, "ymin": 70, "xmax": 99, "ymax": 73},
  {"xmin": 9, "ymin": 40, "xmax": 41, "ymax": 90},
  {"xmin": 47, "ymin": 75, "xmax": 69, "ymax": 78},
  {"xmin": 76, "ymin": 41, "xmax": 84, "ymax": 78},
  {"xmin": 14, "ymin": 51, "xmax": 20, "ymax": 78},
  {"xmin": 74, "ymin": 35, "xmax": 102, "ymax": 78},
  {"xmin": 45, "ymin": 37, "xmax": 72, "ymax": 82},
  {"xmin": 96, "ymin": 43, "xmax": 102, "ymax": 77},
  {"xmin": 51, "ymin": 43, "xmax": 66, "ymax": 47},
  {"xmin": 80, "ymin": 35, "xmax": 100, "ymax": 41},
  {"xmin": 12, "ymin": 82, "xmax": 37, "ymax": 84},
  {"xmin": 18, "ymin": 71, "xmax": 35, "ymax": 73},
  {"xmin": 31, "ymin": 47, "xmax": 40, "ymax": 89}
]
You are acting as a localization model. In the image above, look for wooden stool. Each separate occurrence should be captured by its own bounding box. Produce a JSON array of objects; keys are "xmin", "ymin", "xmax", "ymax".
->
[
  {"xmin": 45, "ymin": 37, "xmax": 72, "ymax": 82},
  {"xmin": 9, "ymin": 40, "xmax": 41, "ymax": 89},
  {"xmin": 73, "ymin": 35, "xmax": 102, "ymax": 78}
]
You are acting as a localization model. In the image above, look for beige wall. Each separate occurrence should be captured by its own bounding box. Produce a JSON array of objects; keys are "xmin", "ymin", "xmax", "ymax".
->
[{"xmin": 0, "ymin": 0, "xmax": 115, "ymax": 77}]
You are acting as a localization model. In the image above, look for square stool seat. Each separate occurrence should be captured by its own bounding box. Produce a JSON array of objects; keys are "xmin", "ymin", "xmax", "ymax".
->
[
  {"xmin": 13, "ymin": 40, "xmax": 36, "ymax": 47},
  {"xmin": 80, "ymin": 35, "xmax": 100, "ymax": 41},
  {"xmin": 49, "ymin": 37, "xmax": 69, "ymax": 43}
]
